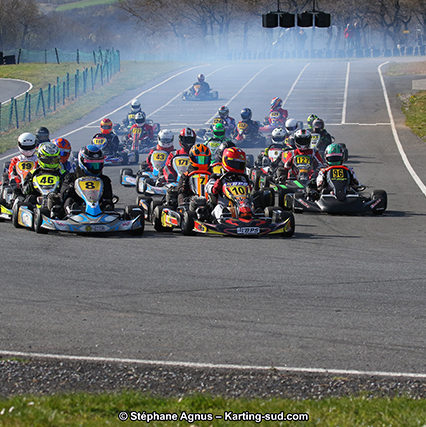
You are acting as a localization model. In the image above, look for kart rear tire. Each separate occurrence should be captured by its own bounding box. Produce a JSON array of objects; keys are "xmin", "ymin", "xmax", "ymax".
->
[
  {"xmin": 182, "ymin": 211, "xmax": 195, "ymax": 236},
  {"xmin": 34, "ymin": 208, "xmax": 48, "ymax": 234},
  {"xmin": 283, "ymin": 194, "xmax": 293, "ymax": 211},
  {"xmin": 12, "ymin": 201, "xmax": 22, "ymax": 228},
  {"xmin": 339, "ymin": 143, "xmax": 348, "ymax": 162},
  {"xmin": 371, "ymin": 189, "xmax": 387, "ymax": 215},
  {"xmin": 120, "ymin": 168, "xmax": 133, "ymax": 183},
  {"xmin": 125, "ymin": 205, "xmax": 145, "ymax": 235},
  {"xmin": 152, "ymin": 205, "xmax": 169, "ymax": 232},
  {"xmin": 246, "ymin": 154, "xmax": 255, "ymax": 169}
]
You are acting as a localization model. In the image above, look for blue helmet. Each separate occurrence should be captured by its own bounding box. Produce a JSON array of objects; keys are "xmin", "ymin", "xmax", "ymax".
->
[
  {"xmin": 240, "ymin": 108, "xmax": 252, "ymax": 120},
  {"xmin": 78, "ymin": 144, "xmax": 104, "ymax": 176}
]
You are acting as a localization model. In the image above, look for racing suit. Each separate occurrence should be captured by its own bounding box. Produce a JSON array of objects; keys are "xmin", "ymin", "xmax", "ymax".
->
[
  {"xmin": 190, "ymin": 81, "xmax": 210, "ymax": 95},
  {"xmin": 141, "ymin": 144, "xmax": 174, "ymax": 172},
  {"xmin": 163, "ymin": 147, "xmax": 191, "ymax": 182},
  {"xmin": 268, "ymin": 107, "xmax": 288, "ymax": 124},
  {"xmin": 177, "ymin": 164, "xmax": 212, "ymax": 206},
  {"xmin": 276, "ymin": 148, "xmax": 324, "ymax": 182},
  {"xmin": 316, "ymin": 165, "xmax": 359, "ymax": 193},
  {"xmin": 314, "ymin": 129, "xmax": 334, "ymax": 156},
  {"xmin": 8, "ymin": 154, "xmax": 38, "ymax": 185},
  {"xmin": 92, "ymin": 132, "xmax": 120, "ymax": 155},
  {"xmin": 60, "ymin": 167, "xmax": 113, "ymax": 213},
  {"xmin": 22, "ymin": 166, "xmax": 66, "ymax": 210},
  {"xmin": 235, "ymin": 119, "xmax": 260, "ymax": 141},
  {"xmin": 211, "ymin": 115, "xmax": 237, "ymax": 137},
  {"xmin": 62, "ymin": 159, "xmax": 76, "ymax": 173},
  {"xmin": 127, "ymin": 123, "xmax": 154, "ymax": 146},
  {"xmin": 123, "ymin": 109, "xmax": 141, "ymax": 127}
]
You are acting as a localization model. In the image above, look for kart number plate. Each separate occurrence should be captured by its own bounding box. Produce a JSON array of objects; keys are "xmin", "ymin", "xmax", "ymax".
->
[
  {"xmin": 128, "ymin": 114, "xmax": 135, "ymax": 120},
  {"xmin": 295, "ymin": 155, "xmax": 311, "ymax": 165},
  {"xmin": 152, "ymin": 152, "xmax": 167, "ymax": 161},
  {"xmin": 34, "ymin": 175, "xmax": 59, "ymax": 186},
  {"xmin": 17, "ymin": 161, "xmax": 36, "ymax": 172},
  {"xmin": 78, "ymin": 180, "xmax": 101, "ymax": 191},
  {"xmin": 93, "ymin": 137, "xmax": 107, "ymax": 146},
  {"xmin": 331, "ymin": 168, "xmax": 346, "ymax": 180},
  {"xmin": 237, "ymin": 227, "xmax": 259, "ymax": 235},
  {"xmin": 237, "ymin": 122, "xmax": 248, "ymax": 130},
  {"xmin": 213, "ymin": 117, "xmax": 224, "ymax": 124},
  {"xmin": 85, "ymin": 224, "xmax": 107, "ymax": 232},
  {"xmin": 132, "ymin": 127, "xmax": 142, "ymax": 135},
  {"xmin": 224, "ymin": 183, "xmax": 248, "ymax": 198}
]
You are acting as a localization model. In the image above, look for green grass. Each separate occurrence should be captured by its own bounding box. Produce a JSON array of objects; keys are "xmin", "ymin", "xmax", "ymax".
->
[
  {"xmin": 0, "ymin": 392, "xmax": 424, "ymax": 426},
  {"xmin": 386, "ymin": 61, "xmax": 426, "ymax": 76},
  {"xmin": 402, "ymin": 91, "xmax": 426, "ymax": 142},
  {"xmin": 56, "ymin": 0, "xmax": 118, "ymax": 11},
  {"xmin": 0, "ymin": 61, "xmax": 182, "ymax": 153}
]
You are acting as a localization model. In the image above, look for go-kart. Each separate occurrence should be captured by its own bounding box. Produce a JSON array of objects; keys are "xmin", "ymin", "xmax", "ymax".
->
[
  {"xmin": 153, "ymin": 171, "xmax": 295, "ymax": 237},
  {"xmin": 28, "ymin": 176, "xmax": 144, "ymax": 234},
  {"xmin": 284, "ymin": 166, "xmax": 387, "ymax": 215},
  {"xmin": 235, "ymin": 121, "xmax": 266, "ymax": 147},
  {"xmin": 260, "ymin": 111, "xmax": 286, "ymax": 135},
  {"xmin": 182, "ymin": 84, "xmax": 218, "ymax": 101},
  {"xmin": 1, "ymin": 158, "xmax": 37, "ymax": 220},
  {"xmin": 91, "ymin": 135, "xmax": 138, "ymax": 166},
  {"xmin": 114, "ymin": 117, "xmax": 160, "ymax": 137},
  {"xmin": 120, "ymin": 124, "xmax": 157, "ymax": 154}
]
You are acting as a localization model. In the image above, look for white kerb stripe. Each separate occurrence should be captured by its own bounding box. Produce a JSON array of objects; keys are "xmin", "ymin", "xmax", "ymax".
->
[
  {"xmin": 378, "ymin": 62, "xmax": 426, "ymax": 197},
  {"xmin": 0, "ymin": 350, "xmax": 424, "ymax": 378}
]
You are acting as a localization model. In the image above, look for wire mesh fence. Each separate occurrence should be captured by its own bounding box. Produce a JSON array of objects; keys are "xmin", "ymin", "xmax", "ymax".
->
[{"xmin": 0, "ymin": 49, "xmax": 120, "ymax": 133}]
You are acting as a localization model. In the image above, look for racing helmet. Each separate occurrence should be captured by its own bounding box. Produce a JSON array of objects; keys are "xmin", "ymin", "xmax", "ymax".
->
[
  {"xmin": 307, "ymin": 114, "xmax": 319, "ymax": 129},
  {"xmin": 134, "ymin": 112, "xmax": 146, "ymax": 125},
  {"xmin": 270, "ymin": 97, "xmax": 282, "ymax": 110},
  {"xmin": 215, "ymin": 140, "xmax": 235, "ymax": 162},
  {"xmin": 212, "ymin": 122, "xmax": 226, "ymax": 139},
  {"xmin": 222, "ymin": 147, "xmax": 246, "ymax": 174},
  {"xmin": 78, "ymin": 144, "xmax": 105, "ymax": 176},
  {"xmin": 240, "ymin": 108, "xmax": 252, "ymax": 120},
  {"xmin": 325, "ymin": 143, "xmax": 344, "ymax": 166},
  {"xmin": 37, "ymin": 142, "xmax": 61, "ymax": 170},
  {"xmin": 189, "ymin": 143, "xmax": 211, "ymax": 171},
  {"xmin": 271, "ymin": 127, "xmax": 287, "ymax": 143},
  {"xmin": 131, "ymin": 99, "xmax": 141, "ymax": 113},
  {"xmin": 179, "ymin": 128, "xmax": 196, "ymax": 151},
  {"xmin": 100, "ymin": 118, "xmax": 113, "ymax": 135},
  {"xmin": 157, "ymin": 129, "xmax": 174, "ymax": 149},
  {"xmin": 218, "ymin": 105, "xmax": 229, "ymax": 119},
  {"xmin": 294, "ymin": 129, "xmax": 312, "ymax": 149},
  {"xmin": 285, "ymin": 118, "xmax": 298, "ymax": 133},
  {"xmin": 52, "ymin": 137, "xmax": 72, "ymax": 163},
  {"xmin": 312, "ymin": 118, "xmax": 325, "ymax": 133},
  {"xmin": 35, "ymin": 127, "xmax": 50, "ymax": 143},
  {"xmin": 17, "ymin": 132, "xmax": 36, "ymax": 157},
  {"xmin": 197, "ymin": 73, "xmax": 205, "ymax": 83}
]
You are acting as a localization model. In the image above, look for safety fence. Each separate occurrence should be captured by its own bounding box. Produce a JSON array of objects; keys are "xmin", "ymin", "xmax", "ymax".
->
[{"xmin": 0, "ymin": 49, "xmax": 120, "ymax": 133}]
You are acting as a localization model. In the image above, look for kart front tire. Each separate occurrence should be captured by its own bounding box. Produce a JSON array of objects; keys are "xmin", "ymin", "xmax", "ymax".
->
[
  {"xmin": 371, "ymin": 189, "xmax": 387, "ymax": 215},
  {"xmin": 281, "ymin": 211, "xmax": 295, "ymax": 237},
  {"xmin": 125, "ymin": 205, "xmax": 145, "ymax": 235},
  {"xmin": 12, "ymin": 201, "xmax": 22, "ymax": 228},
  {"xmin": 34, "ymin": 208, "xmax": 48, "ymax": 234},
  {"xmin": 182, "ymin": 211, "xmax": 195, "ymax": 236},
  {"xmin": 152, "ymin": 205, "xmax": 169, "ymax": 232}
]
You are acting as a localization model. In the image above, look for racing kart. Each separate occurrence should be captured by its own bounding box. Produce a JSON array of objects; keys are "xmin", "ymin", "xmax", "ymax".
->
[
  {"xmin": 235, "ymin": 121, "xmax": 266, "ymax": 147},
  {"xmin": 1, "ymin": 159, "xmax": 37, "ymax": 220},
  {"xmin": 17, "ymin": 176, "xmax": 144, "ymax": 234},
  {"xmin": 260, "ymin": 111, "xmax": 286, "ymax": 135},
  {"xmin": 114, "ymin": 117, "xmax": 160, "ymax": 137},
  {"xmin": 153, "ymin": 171, "xmax": 295, "ymax": 237},
  {"xmin": 182, "ymin": 84, "xmax": 218, "ymax": 101},
  {"xmin": 284, "ymin": 166, "xmax": 387, "ymax": 215},
  {"xmin": 120, "ymin": 124, "xmax": 157, "ymax": 154},
  {"xmin": 92, "ymin": 135, "xmax": 138, "ymax": 166}
]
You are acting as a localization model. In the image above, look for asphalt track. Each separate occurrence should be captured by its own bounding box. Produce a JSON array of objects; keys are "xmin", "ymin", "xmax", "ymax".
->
[
  {"xmin": 0, "ymin": 59, "xmax": 425, "ymax": 377},
  {"xmin": 0, "ymin": 78, "xmax": 32, "ymax": 104}
]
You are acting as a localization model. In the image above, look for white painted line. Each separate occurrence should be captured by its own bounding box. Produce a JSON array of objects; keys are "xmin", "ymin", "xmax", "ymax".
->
[
  {"xmin": 328, "ymin": 123, "xmax": 391, "ymax": 126},
  {"xmin": 205, "ymin": 64, "xmax": 273, "ymax": 124},
  {"xmin": 0, "ymin": 78, "xmax": 33, "ymax": 105},
  {"xmin": 282, "ymin": 63, "xmax": 310, "ymax": 106},
  {"xmin": 0, "ymin": 350, "xmax": 424, "ymax": 379},
  {"xmin": 341, "ymin": 61, "xmax": 350, "ymax": 124},
  {"xmin": 0, "ymin": 64, "xmax": 207, "ymax": 161},
  {"xmin": 378, "ymin": 62, "xmax": 426, "ymax": 197}
]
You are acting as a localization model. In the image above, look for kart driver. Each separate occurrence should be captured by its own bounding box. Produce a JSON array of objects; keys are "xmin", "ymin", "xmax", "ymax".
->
[
  {"xmin": 190, "ymin": 74, "xmax": 210, "ymax": 96},
  {"xmin": 52, "ymin": 137, "xmax": 76, "ymax": 173},
  {"xmin": 92, "ymin": 118, "xmax": 120, "ymax": 155},
  {"xmin": 235, "ymin": 108, "xmax": 260, "ymax": 141},
  {"xmin": 141, "ymin": 129, "xmax": 175, "ymax": 172},
  {"xmin": 8, "ymin": 133, "xmax": 38, "ymax": 188}
]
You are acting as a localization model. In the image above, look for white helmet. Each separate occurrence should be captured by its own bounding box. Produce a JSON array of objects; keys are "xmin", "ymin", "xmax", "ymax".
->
[
  {"xmin": 271, "ymin": 127, "xmax": 287, "ymax": 143},
  {"xmin": 131, "ymin": 98, "xmax": 141, "ymax": 113},
  {"xmin": 285, "ymin": 118, "xmax": 298, "ymax": 133},
  {"xmin": 134, "ymin": 111, "xmax": 146, "ymax": 124},
  {"xmin": 158, "ymin": 129, "xmax": 174, "ymax": 149},
  {"xmin": 18, "ymin": 132, "xmax": 36, "ymax": 157}
]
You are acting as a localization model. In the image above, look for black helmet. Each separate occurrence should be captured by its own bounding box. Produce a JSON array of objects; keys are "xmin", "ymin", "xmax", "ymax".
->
[
  {"xmin": 312, "ymin": 118, "xmax": 325, "ymax": 133},
  {"xmin": 240, "ymin": 108, "xmax": 252, "ymax": 120},
  {"xmin": 36, "ymin": 127, "xmax": 50, "ymax": 143},
  {"xmin": 294, "ymin": 129, "xmax": 312, "ymax": 149}
]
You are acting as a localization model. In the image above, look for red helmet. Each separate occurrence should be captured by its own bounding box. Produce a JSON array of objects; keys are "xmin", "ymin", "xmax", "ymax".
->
[
  {"xmin": 52, "ymin": 137, "xmax": 72, "ymax": 163},
  {"xmin": 100, "ymin": 118, "xmax": 113, "ymax": 134},
  {"xmin": 222, "ymin": 147, "xmax": 246, "ymax": 174},
  {"xmin": 179, "ymin": 128, "xmax": 196, "ymax": 151}
]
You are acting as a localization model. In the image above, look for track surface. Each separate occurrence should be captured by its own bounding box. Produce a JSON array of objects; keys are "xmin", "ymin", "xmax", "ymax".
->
[
  {"xmin": 1, "ymin": 60, "xmax": 425, "ymax": 375},
  {"xmin": 0, "ymin": 78, "xmax": 31, "ymax": 104}
]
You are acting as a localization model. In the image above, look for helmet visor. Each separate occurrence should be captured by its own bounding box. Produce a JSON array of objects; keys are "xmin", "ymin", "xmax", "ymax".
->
[
  {"xmin": 101, "ymin": 124, "xmax": 112, "ymax": 130},
  {"xmin": 226, "ymin": 158, "xmax": 245, "ymax": 171},
  {"xmin": 193, "ymin": 155, "xmax": 210, "ymax": 165},
  {"xmin": 40, "ymin": 155, "xmax": 60, "ymax": 165},
  {"xmin": 326, "ymin": 154, "xmax": 343, "ymax": 164}
]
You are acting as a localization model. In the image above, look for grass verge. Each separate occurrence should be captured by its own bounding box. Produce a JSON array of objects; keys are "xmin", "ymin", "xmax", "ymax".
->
[
  {"xmin": 386, "ymin": 61, "xmax": 426, "ymax": 76},
  {"xmin": 56, "ymin": 0, "xmax": 118, "ymax": 11},
  {"xmin": 0, "ymin": 61, "xmax": 182, "ymax": 154},
  {"xmin": 0, "ymin": 392, "xmax": 424, "ymax": 426},
  {"xmin": 401, "ymin": 91, "xmax": 426, "ymax": 142}
]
